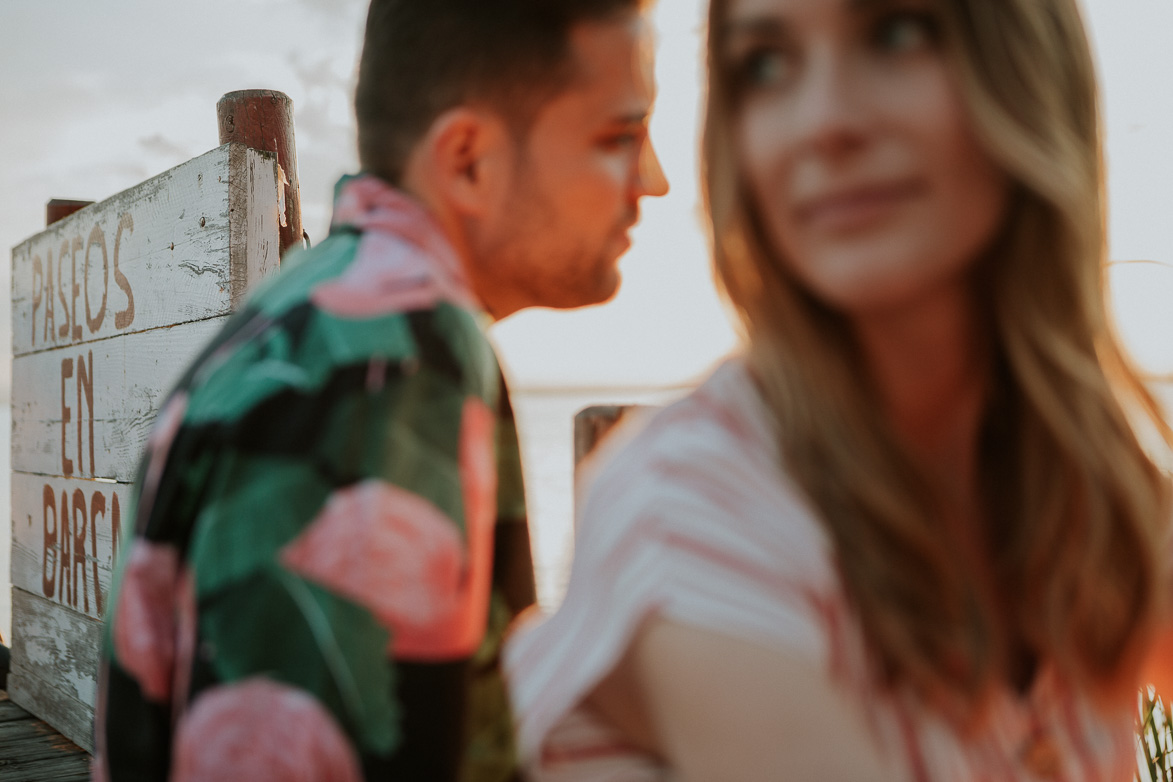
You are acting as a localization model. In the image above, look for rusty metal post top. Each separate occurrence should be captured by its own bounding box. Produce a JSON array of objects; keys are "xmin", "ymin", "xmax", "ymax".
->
[
  {"xmin": 216, "ymin": 90, "xmax": 295, "ymax": 146},
  {"xmin": 218, "ymin": 88, "xmax": 292, "ymax": 102},
  {"xmin": 216, "ymin": 89, "xmax": 303, "ymax": 258},
  {"xmin": 45, "ymin": 199, "xmax": 94, "ymax": 227},
  {"xmin": 216, "ymin": 90, "xmax": 293, "ymax": 116}
]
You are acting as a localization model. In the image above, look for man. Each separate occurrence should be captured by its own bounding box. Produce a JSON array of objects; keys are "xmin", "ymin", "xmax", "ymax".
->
[{"xmin": 94, "ymin": 0, "xmax": 666, "ymax": 779}]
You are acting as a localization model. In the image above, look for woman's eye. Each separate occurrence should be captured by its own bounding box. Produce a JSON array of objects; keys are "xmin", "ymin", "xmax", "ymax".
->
[
  {"xmin": 734, "ymin": 47, "xmax": 793, "ymax": 90},
  {"xmin": 872, "ymin": 11, "xmax": 939, "ymax": 54}
]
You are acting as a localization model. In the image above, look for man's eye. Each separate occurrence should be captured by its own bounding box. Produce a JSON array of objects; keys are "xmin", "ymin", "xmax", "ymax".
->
[
  {"xmin": 872, "ymin": 11, "xmax": 939, "ymax": 54},
  {"xmin": 600, "ymin": 131, "xmax": 641, "ymax": 150}
]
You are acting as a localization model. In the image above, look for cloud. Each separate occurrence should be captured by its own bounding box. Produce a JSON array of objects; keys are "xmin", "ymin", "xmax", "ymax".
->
[
  {"xmin": 297, "ymin": 0, "xmax": 366, "ymax": 18},
  {"xmin": 288, "ymin": 51, "xmax": 352, "ymax": 96},
  {"xmin": 138, "ymin": 134, "xmax": 193, "ymax": 161}
]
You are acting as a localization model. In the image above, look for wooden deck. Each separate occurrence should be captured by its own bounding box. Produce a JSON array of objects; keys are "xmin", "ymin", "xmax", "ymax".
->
[{"xmin": 0, "ymin": 691, "xmax": 91, "ymax": 781}]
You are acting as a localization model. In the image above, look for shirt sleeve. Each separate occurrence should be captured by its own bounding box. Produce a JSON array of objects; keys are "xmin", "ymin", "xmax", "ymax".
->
[{"xmin": 503, "ymin": 387, "xmax": 839, "ymax": 778}]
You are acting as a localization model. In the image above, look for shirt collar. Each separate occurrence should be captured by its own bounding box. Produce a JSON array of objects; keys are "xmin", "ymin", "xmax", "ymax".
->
[{"xmin": 329, "ymin": 174, "xmax": 482, "ymax": 312}]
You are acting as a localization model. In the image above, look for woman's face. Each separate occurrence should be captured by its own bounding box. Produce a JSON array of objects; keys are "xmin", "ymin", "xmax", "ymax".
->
[{"xmin": 722, "ymin": 0, "xmax": 1010, "ymax": 315}]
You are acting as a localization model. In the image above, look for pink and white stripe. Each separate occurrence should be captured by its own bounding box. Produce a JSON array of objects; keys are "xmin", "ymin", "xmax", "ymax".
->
[{"xmin": 503, "ymin": 359, "xmax": 1137, "ymax": 781}]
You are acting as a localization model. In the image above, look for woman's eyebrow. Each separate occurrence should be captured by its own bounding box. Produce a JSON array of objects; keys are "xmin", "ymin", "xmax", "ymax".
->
[
  {"xmin": 849, "ymin": 0, "xmax": 930, "ymax": 13},
  {"xmin": 721, "ymin": 0, "xmax": 909, "ymax": 46},
  {"xmin": 720, "ymin": 15, "xmax": 788, "ymax": 44}
]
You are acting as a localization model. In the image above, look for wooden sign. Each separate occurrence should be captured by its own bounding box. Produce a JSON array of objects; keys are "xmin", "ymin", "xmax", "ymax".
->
[{"xmin": 7, "ymin": 142, "xmax": 281, "ymax": 751}]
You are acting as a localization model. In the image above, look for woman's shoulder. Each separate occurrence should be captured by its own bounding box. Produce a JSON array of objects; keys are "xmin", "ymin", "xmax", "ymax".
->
[
  {"xmin": 595, "ymin": 358, "xmax": 772, "ymax": 473},
  {"xmin": 505, "ymin": 361, "xmax": 844, "ymax": 767},
  {"xmin": 577, "ymin": 358, "xmax": 829, "ymax": 561}
]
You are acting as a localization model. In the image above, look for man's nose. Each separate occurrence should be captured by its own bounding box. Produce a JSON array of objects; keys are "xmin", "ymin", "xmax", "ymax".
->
[{"xmin": 637, "ymin": 140, "xmax": 670, "ymax": 198}]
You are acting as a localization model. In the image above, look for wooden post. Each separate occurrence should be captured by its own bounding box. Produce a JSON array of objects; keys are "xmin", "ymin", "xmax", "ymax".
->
[
  {"xmin": 216, "ymin": 89, "xmax": 303, "ymax": 257},
  {"xmin": 46, "ymin": 200, "xmax": 94, "ymax": 227},
  {"xmin": 573, "ymin": 405, "xmax": 656, "ymax": 467}
]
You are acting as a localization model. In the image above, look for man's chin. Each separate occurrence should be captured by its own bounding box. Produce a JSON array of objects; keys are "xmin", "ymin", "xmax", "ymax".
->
[
  {"xmin": 579, "ymin": 269, "xmax": 622, "ymax": 308},
  {"xmin": 542, "ymin": 271, "xmax": 622, "ymax": 312}
]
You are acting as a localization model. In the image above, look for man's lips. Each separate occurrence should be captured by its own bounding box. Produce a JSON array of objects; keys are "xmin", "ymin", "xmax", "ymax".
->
[
  {"xmin": 794, "ymin": 179, "xmax": 926, "ymax": 231},
  {"xmin": 615, "ymin": 218, "xmax": 638, "ymax": 251}
]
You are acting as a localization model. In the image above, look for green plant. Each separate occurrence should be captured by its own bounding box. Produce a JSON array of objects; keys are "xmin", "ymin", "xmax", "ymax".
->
[{"xmin": 1139, "ymin": 688, "xmax": 1173, "ymax": 781}]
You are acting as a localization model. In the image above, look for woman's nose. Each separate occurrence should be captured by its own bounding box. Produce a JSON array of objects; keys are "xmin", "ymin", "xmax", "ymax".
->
[{"xmin": 787, "ymin": 50, "xmax": 870, "ymax": 160}]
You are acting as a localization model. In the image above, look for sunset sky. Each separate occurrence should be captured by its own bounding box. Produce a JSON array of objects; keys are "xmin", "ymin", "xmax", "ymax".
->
[{"xmin": 3, "ymin": 0, "xmax": 1171, "ymax": 396}]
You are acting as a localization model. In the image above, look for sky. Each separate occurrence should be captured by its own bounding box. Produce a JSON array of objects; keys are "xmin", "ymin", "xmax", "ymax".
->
[{"xmin": 2, "ymin": 0, "xmax": 1173, "ymax": 395}]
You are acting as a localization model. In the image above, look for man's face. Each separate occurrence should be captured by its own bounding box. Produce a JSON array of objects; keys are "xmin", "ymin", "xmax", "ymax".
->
[{"xmin": 473, "ymin": 13, "xmax": 668, "ymax": 318}]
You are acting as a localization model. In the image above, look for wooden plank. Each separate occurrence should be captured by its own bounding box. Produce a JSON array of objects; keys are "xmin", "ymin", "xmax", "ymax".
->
[
  {"xmin": 3, "ymin": 757, "xmax": 92, "ymax": 782},
  {"xmin": 11, "ymin": 317, "xmax": 224, "ymax": 482},
  {"xmin": 11, "ymin": 474, "xmax": 129, "ymax": 622},
  {"xmin": 0, "ymin": 717, "xmax": 82, "ymax": 764},
  {"xmin": 0, "ymin": 695, "xmax": 91, "ymax": 779},
  {"xmin": 0, "ymin": 695, "xmax": 33, "ymax": 723},
  {"xmin": 2, "ymin": 755, "xmax": 91, "ymax": 782},
  {"xmin": 11, "ymin": 143, "xmax": 279, "ymax": 357},
  {"xmin": 8, "ymin": 589, "xmax": 100, "ymax": 752},
  {"xmin": 573, "ymin": 405, "xmax": 652, "ymax": 467}
]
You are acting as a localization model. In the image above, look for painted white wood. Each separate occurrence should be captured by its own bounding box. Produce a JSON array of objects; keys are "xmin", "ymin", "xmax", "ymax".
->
[
  {"xmin": 8, "ymin": 142, "xmax": 283, "ymax": 747},
  {"xmin": 11, "ymin": 143, "xmax": 279, "ymax": 357},
  {"xmin": 11, "ymin": 317, "xmax": 224, "ymax": 483},
  {"xmin": 232, "ymin": 145, "xmax": 283, "ymax": 309},
  {"xmin": 11, "ymin": 473, "xmax": 129, "ymax": 622},
  {"xmin": 8, "ymin": 588, "xmax": 100, "ymax": 752}
]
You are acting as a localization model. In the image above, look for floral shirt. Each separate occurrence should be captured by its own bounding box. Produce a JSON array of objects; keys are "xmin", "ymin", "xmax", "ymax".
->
[{"xmin": 96, "ymin": 175, "xmax": 535, "ymax": 782}]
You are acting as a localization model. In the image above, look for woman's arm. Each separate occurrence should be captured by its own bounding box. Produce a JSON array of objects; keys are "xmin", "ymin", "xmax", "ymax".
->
[
  {"xmin": 1143, "ymin": 622, "xmax": 1173, "ymax": 700},
  {"xmin": 587, "ymin": 617, "xmax": 909, "ymax": 782}
]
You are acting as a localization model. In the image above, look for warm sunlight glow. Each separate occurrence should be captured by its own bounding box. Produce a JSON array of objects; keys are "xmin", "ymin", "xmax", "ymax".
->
[{"xmin": 2, "ymin": 0, "xmax": 1173, "ymax": 640}]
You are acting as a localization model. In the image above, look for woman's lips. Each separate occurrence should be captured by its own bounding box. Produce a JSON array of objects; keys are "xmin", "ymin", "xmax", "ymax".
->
[{"xmin": 795, "ymin": 179, "xmax": 926, "ymax": 232}]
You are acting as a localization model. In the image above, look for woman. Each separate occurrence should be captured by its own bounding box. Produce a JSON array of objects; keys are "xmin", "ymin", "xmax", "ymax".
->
[{"xmin": 505, "ymin": 0, "xmax": 1173, "ymax": 779}]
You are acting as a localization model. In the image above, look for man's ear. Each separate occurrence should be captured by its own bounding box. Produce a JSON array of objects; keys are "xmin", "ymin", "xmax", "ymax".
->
[{"xmin": 418, "ymin": 107, "xmax": 513, "ymax": 218}]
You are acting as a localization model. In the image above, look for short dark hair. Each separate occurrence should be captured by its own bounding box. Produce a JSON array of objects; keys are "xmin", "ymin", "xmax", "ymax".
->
[{"xmin": 355, "ymin": 0, "xmax": 646, "ymax": 184}]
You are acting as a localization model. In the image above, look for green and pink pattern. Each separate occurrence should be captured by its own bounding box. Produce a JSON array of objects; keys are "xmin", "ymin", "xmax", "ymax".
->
[{"xmin": 96, "ymin": 176, "xmax": 534, "ymax": 782}]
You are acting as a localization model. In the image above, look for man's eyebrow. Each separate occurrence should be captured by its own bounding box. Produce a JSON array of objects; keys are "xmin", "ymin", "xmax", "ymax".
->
[{"xmin": 613, "ymin": 110, "xmax": 651, "ymax": 125}]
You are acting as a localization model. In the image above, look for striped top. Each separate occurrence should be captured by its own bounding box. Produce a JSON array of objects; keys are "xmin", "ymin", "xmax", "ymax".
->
[{"xmin": 503, "ymin": 359, "xmax": 1136, "ymax": 781}]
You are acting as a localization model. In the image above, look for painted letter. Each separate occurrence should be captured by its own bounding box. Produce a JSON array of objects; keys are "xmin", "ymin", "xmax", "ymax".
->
[
  {"xmin": 77, "ymin": 351, "xmax": 94, "ymax": 476},
  {"xmin": 92, "ymin": 492, "xmax": 106, "ymax": 616},
  {"xmin": 31, "ymin": 254, "xmax": 43, "ymax": 347},
  {"xmin": 61, "ymin": 358, "xmax": 74, "ymax": 477},
  {"xmin": 85, "ymin": 224, "xmax": 108, "ymax": 334},
  {"xmin": 113, "ymin": 212, "xmax": 135, "ymax": 329},
  {"xmin": 71, "ymin": 235, "xmax": 83, "ymax": 341},
  {"xmin": 58, "ymin": 239, "xmax": 71, "ymax": 340},
  {"xmin": 73, "ymin": 489, "xmax": 88, "ymax": 612},
  {"xmin": 42, "ymin": 485, "xmax": 57, "ymax": 599},
  {"xmin": 44, "ymin": 248, "xmax": 55, "ymax": 343},
  {"xmin": 59, "ymin": 489, "xmax": 72, "ymax": 607},
  {"xmin": 112, "ymin": 491, "xmax": 122, "ymax": 566}
]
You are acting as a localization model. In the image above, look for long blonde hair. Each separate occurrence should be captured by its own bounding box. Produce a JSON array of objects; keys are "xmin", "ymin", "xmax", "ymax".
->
[{"xmin": 704, "ymin": 0, "xmax": 1172, "ymax": 716}]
